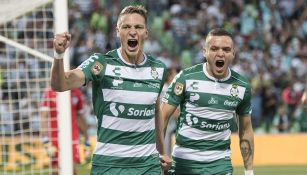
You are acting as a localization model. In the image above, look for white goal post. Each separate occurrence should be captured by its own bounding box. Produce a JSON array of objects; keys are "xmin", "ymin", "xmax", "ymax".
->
[{"xmin": 0, "ymin": 0, "xmax": 72, "ymax": 174}]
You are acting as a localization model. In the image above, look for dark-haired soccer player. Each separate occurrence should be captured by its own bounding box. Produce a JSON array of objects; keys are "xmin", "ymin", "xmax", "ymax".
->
[{"xmin": 161, "ymin": 28, "xmax": 254, "ymax": 175}]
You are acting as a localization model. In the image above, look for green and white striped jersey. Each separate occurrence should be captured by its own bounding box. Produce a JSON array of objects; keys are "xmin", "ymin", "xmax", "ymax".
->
[
  {"xmin": 78, "ymin": 49, "xmax": 167, "ymax": 167},
  {"xmin": 162, "ymin": 63, "xmax": 252, "ymax": 167}
]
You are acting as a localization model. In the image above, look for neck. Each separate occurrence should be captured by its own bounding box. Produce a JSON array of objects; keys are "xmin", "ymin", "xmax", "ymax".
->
[
  {"xmin": 205, "ymin": 63, "xmax": 229, "ymax": 80},
  {"xmin": 120, "ymin": 48, "xmax": 144, "ymax": 65}
]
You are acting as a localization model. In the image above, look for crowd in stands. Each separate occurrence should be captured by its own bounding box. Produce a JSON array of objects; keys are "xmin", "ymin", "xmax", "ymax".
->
[
  {"xmin": 68, "ymin": 0, "xmax": 307, "ymax": 133},
  {"xmin": 1, "ymin": 0, "xmax": 307, "ymax": 135}
]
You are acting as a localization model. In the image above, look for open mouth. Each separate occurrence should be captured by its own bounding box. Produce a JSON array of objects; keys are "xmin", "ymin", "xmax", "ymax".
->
[
  {"xmin": 216, "ymin": 60, "xmax": 225, "ymax": 68},
  {"xmin": 128, "ymin": 39, "xmax": 138, "ymax": 48}
]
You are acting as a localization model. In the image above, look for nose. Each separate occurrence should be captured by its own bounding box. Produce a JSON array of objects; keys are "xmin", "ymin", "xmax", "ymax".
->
[
  {"xmin": 129, "ymin": 27, "xmax": 137, "ymax": 36},
  {"xmin": 216, "ymin": 49, "xmax": 224, "ymax": 57}
]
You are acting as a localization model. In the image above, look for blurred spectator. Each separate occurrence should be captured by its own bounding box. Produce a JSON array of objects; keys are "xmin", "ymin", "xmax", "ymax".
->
[
  {"xmin": 273, "ymin": 105, "xmax": 290, "ymax": 133},
  {"xmin": 282, "ymin": 81, "xmax": 302, "ymax": 123},
  {"xmin": 299, "ymin": 106, "xmax": 307, "ymax": 132},
  {"xmin": 262, "ymin": 85, "xmax": 278, "ymax": 132},
  {"xmin": 251, "ymin": 87, "xmax": 262, "ymax": 129}
]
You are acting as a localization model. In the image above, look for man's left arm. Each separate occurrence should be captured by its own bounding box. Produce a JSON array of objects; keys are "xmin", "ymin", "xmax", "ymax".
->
[
  {"xmin": 238, "ymin": 114, "xmax": 254, "ymax": 175},
  {"xmin": 155, "ymin": 98, "xmax": 172, "ymax": 172}
]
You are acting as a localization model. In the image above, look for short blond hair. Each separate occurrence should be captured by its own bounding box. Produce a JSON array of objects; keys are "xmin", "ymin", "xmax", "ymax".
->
[{"xmin": 117, "ymin": 5, "xmax": 147, "ymax": 27}]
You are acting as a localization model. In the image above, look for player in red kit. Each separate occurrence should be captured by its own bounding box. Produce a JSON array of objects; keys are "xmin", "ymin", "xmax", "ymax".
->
[{"xmin": 40, "ymin": 87, "xmax": 89, "ymax": 175}]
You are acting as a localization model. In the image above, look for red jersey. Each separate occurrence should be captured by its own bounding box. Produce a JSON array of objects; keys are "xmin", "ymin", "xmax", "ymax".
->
[{"xmin": 41, "ymin": 87, "xmax": 84, "ymax": 163}]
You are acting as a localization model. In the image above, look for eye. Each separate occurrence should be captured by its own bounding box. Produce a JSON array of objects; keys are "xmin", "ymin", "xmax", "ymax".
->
[
  {"xmin": 223, "ymin": 47, "xmax": 231, "ymax": 52},
  {"xmin": 210, "ymin": 47, "xmax": 218, "ymax": 51},
  {"xmin": 122, "ymin": 25, "xmax": 130, "ymax": 29},
  {"xmin": 135, "ymin": 25, "xmax": 145, "ymax": 29}
]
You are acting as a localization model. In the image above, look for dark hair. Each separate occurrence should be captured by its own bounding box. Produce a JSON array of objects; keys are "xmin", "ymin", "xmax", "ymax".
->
[
  {"xmin": 117, "ymin": 5, "xmax": 147, "ymax": 26},
  {"xmin": 207, "ymin": 28, "xmax": 233, "ymax": 40},
  {"xmin": 204, "ymin": 28, "xmax": 234, "ymax": 48}
]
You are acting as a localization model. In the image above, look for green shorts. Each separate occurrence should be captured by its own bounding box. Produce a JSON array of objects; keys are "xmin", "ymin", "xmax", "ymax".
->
[
  {"xmin": 168, "ymin": 158, "xmax": 233, "ymax": 175},
  {"xmin": 90, "ymin": 164, "xmax": 162, "ymax": 175}
]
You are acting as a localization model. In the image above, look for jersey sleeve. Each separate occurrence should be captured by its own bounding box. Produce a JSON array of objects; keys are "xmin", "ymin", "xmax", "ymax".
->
[
  {"xmin": 162, "ymin": 71, "xmax": 185, "ymax": 107},
  {"xmin": 236, "ymin": 84, "xmax": 252, "ymax": 116},
  {"xmin": 77, "ymin": 53, "xmax": 106, "ymax": 84}
]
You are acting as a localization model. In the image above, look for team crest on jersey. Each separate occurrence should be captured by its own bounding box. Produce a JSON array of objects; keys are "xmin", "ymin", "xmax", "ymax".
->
[
  {"xmin": 91, "ymin": 62, "xmax": 103, "ymax": 75},
  {"xmin": 174, "ymin": 82, "xmax": 184, "ymax": 95},
  {"xmin": 230, "ymin": 84, "xmax": 239, "ymax": 98},
  {"xmin": 151, "ymin": 67, "xmax": 159, "ymax": 79}
]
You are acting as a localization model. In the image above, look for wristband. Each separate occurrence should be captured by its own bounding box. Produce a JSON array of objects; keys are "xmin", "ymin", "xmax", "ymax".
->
[
  {"xmin": 54, "ymin": 50, "xmax": 64, "ymax": 59},
  {"xmin": 244, "ymin": 170, "xmax": 254, "ymax": 175}
]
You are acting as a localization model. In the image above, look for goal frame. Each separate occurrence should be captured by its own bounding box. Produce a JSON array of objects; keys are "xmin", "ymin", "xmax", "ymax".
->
[{"xmin": 0, "ymin": 0, "xmax": 73, "ymax": 174}]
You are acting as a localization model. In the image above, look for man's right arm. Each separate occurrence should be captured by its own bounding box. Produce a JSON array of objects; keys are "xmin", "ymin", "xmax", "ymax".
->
[
  {"xmin": 51, "ymin": 32, "xmax": 85, "ymax": 92},
  {"xmin": 51, "ymin": 60, "xmax": 85, "ymax": 91}
]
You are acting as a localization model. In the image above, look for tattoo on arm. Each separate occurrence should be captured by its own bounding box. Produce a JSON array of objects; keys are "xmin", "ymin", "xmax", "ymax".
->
[{"xmin": 240, "ymin": 139, "xmax": 253, "ymax": 167}]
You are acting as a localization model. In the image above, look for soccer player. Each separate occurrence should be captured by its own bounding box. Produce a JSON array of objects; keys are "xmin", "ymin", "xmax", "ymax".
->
[
  {"xmin": 40, "ymin": 87, "xmax": 89, "ymax": 175},
  {"xmin": 161, "ymin": 28, "xmax": 254, "ymax": 175},
  {"xmin": 51, "ymin": 5, "xmax": 171, "ymax": 175}
]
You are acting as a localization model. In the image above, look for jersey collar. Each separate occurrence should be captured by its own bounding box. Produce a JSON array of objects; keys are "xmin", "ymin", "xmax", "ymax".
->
[
  {"xmin": 203, "ymin": 62, "xmax": 231, "ymax": 82},
  {"xmin": 117, "ymin": 49, "xmax": 147, "ymax": 67}
]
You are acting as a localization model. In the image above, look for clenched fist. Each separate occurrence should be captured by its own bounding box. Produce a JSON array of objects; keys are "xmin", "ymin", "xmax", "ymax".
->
[
  {"xmin": 53, "ymin": 32, "xmax": 71, "ymax": 54},
  {"xmin": 160, "ymin": 154, "xmax": 172, "ymax": 174}
]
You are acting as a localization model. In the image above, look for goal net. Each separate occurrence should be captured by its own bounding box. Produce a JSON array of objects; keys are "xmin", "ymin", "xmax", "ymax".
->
[{"xmin": 0, "ymin": 0, "xmax": 71, "ymax": 174}]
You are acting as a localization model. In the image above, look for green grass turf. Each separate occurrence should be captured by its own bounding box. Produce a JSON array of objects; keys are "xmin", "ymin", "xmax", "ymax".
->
[
  {"xmin": 75, "ymin": 165, "xmax": 307, "ymax": 175},
  {"xmin": 233, "ymin": 165, "xmax": 307, "ymax": 175},
  {"xmin": 1, "ymin": 164, "xmax": 306, "ymax": 174}
]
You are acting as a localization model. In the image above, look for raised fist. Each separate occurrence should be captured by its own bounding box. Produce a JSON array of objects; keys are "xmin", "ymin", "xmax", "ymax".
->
[{"xmin": 53, "ymin": 32, "xmax": 71, "ymax": 54}]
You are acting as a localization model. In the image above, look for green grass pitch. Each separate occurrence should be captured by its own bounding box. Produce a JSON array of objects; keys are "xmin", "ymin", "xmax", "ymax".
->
[{"xmin": 75, "ymin": 165, "xmax": 307, "ymax": 175}]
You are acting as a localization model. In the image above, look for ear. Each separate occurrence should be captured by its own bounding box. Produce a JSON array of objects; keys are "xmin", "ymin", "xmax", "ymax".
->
[
  {"xmin": 116, "ymin": 26, "xmax": 120, "ymax": 37},
  {"xmin": 145, "ymin": 27, "xmax": 149, "ymax": 39},
  {"xmin": 232, "ymin": 48, "xmax": 236, "ymax": 59},
  {"xmin": 203, "ymin": 47, "xmax": 208, "ymax": 59}
]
